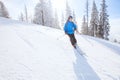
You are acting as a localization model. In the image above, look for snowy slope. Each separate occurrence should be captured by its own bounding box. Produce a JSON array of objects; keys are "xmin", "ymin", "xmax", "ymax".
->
[{"xmin": 0, "ymin": 17, "xmax": 120, "ymax": 80}]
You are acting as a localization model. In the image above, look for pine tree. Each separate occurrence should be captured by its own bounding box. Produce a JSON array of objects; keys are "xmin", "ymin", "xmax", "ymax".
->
[
  {"xmin": 61, "ymin": 12, "xmax": 65, "ymax": 27},
  {"xmin": 33, "ymin": 0, "xmax": 54, "ymax": 27},
  {"xmin": 33, "ymin": 1, "xmax": 44, "ymax": 25},
  {"xmin": 24, "ymin": 5, "xmax": 28, "ymax": 22},
  {"xmin": 89, "ymin": 1, "xmax": 99, "ymax": 37},
  {"xmin": 19, "ymin": 12, "xmax": 24, "ymax": 21},
  {"xmin": 0, "ymin": 1, "xmax": 9, "ymax": 18},
  {"xmin": 53, "ymin": 10, "xmax": 60, "ymax": 29},
  {"xmin": 86, "ymin": 0, "xmax": 89, "ymax": 35},
  {"xmin": 65, "ymin": 0, "xmax": 72, "ymax": 20},
  {"xmin": 99, "ymin": 0, "xmax": 110, "ymax": 40},
  {"xmin": 46, "ymin": 0, "xmax": 54, "ymax": 27},
  {"xmin": 73, "ymin": 10, "xmax": 77, "ymax": 23},
  {"xmin": 81, "ymin": 15, "xmax": 88, "ymax": 35}
]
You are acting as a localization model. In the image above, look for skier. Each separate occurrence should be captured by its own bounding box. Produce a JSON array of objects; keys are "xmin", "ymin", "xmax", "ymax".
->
[{"xmin": 64, "ymin": 16, "xmax": 80, "ymax": 48}]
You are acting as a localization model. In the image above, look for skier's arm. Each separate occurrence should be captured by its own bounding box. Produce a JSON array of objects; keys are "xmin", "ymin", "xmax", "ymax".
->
[
  {"xmin": 64, "ymin": 24, "xmax": 67, "ymax": 34},
  {"xmin": 73, "ymin": 23, "xmax": 81, "ymax": 34}
]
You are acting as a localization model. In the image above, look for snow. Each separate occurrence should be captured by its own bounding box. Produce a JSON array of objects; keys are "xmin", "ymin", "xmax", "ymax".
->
[{"xmin": 0, "ymin": 17, "xmax": 120, "ymax": 80}]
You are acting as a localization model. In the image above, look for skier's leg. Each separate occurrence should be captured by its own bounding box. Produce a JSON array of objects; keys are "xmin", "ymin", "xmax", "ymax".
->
[
  {"xmin": 72, "ymin": 34, "xmax": 77, "ymax": 45},
  {"xmin": 68, "ymin": 34, "xmax": 75, "ymax": 48},
  {"xmin": 67, "ymin": 34, "xmax": 77, "ymax": 49},
  {"xmin": 71, "ymin": 34, "xmax": 77, "ymax": 48}
]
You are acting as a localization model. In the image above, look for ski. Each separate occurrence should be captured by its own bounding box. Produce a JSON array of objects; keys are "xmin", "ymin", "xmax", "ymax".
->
[
  {"xmin": 75, "ymin": 48, "xmax": 85, "ymax": 56},
  {"xmin": 74, "ymin": 45, "xmax": 87, "ymax": 57}
]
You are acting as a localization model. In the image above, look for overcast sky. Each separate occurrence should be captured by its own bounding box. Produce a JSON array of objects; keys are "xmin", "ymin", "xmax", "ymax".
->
[{"xmin": 1, "ymin": 0, "xmax": 120, "ymax": 37}]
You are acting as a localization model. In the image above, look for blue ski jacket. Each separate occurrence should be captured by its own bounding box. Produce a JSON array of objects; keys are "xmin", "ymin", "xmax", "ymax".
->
[{"xmin": 64, "ymin": 21, "xmax": 77, "ymax": 34}]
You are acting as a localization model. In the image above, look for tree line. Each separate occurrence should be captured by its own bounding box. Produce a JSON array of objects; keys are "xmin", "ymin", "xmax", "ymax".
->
[
  {"xmin": 81, "ymin": 0, "xmax": 110, "ymax": 40},
  {"xmin": 0, "ymin": 0, "xmax": 110, "ymax": 40},
  {"xmin": 0, "ymin": 0, "xmax": 76, "ymax": 30}
]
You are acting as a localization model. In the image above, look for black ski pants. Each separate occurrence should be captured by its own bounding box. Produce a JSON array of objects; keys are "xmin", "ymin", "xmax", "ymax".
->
[{"xmin": 67, "ymin": 34, "xmax": 77, "ymax": 46}]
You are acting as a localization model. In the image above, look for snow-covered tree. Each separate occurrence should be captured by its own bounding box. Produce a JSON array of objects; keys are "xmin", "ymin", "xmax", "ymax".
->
[
  {"xmin": 33, "ymin": 0, "xmax": 54, "ymax": 27},
  {"xmin": 46, "ymin": 0, "xmax": 54, "ymax": 27},
  {"xmin": 65, "ymin": 0, "xmax": 72, "ymax": 20},
  {"xmin": 18, "ymin": 5, "xmax": 32, "ymax": 23},
  {"xmin": 0, "ymin": 1, "xmax": 9, "ymax": 18},
  {"xmin": 26, "ymin": 14, "xmax": 34, "ymax": 23},
  {"xmin": 89, "ymin": 1, "xmax": 99, "ymax": 37},
  {"xmin": 53, "ymin": 10, "xmax": 60, "ymax": 29},
  {"xmin": 61, "ymin": 12, "xmax": 65, "ymax": 27},
  {"xmin": 99, "ymin": 0, "xmax": 110, "ymax": 40},
  {"xmin": 81, "ymin": 15, "xmax": 88, "ymax": 35},
  {"xmin": 85, "ymin": 0, "xmax": 89, "ymax": 35},
  {"xmin": 72, "ymin": 10, "xmax": 77, "ymax": 23},
  {"xmin": 24, "ymin": 5, "xmax": 28, "ymax": 22},
  {"xmin": 33, "ymin": 0, "xmax": 46, "ymax": 25},
  {"xmin": 19, "ymin": 12, "xmax": 24, "ymax": 21}
]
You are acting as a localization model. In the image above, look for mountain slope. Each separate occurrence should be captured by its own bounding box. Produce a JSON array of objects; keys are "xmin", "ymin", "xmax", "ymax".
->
[{"xmin": 0, "ymin": 17, "xmax": 120, "ymax": 80}]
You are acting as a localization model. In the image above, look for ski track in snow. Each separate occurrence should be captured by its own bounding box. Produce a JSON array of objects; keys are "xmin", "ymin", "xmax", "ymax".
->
[
  {"xmin": 0, "ymin": 18, "xmax": 120, "ymax": 80},
  {"xmin": 87, "ymin": 36, "xmax": 120, "ymax": 55},
  {"xmin": 73, "ymin": 48, "xmax": 101, "ymax": 80},
  {"xmin": 77, "ymin": 35, "xmax": 120, "ymax": 80}
]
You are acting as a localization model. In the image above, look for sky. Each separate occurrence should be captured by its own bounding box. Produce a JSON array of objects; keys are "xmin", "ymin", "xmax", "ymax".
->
[{"xmin": 0, "ymin": 0, "xmax": 120, "ymax": 39}]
